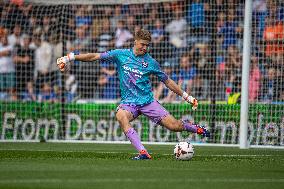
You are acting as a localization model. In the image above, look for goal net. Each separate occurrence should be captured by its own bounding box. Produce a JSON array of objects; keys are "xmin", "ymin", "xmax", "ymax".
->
[{"xmin": 0, "ymin": 0, "xmax": 283, "ymax": 147}]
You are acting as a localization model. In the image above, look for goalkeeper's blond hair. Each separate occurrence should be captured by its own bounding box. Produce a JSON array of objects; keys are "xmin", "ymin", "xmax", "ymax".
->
[{"xmin": 134, "ymin": 29, "xmax": 151, "ymax": 42}]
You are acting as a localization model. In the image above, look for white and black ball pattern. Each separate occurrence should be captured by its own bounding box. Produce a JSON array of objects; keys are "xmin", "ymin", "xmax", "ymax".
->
[{"xmin": 174, "ymin": 142, "xmax": 194, "ymax": 160}]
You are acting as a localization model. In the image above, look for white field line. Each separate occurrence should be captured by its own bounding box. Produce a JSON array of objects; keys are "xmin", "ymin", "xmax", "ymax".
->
[
  {"xmin": 0, "ymin": 178, "xmax": 283, "ymax": 184},
  {"xmin": 0, "ymin": 149, "xmax": 282, "ymax": 157},
  {"xmin": 1, "ymin": 140, "xmax": 284, "ymax": 149}
]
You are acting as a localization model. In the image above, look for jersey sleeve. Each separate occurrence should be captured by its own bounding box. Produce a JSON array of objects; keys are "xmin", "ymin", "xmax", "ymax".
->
[
  {"xmin": 100, "ymin": 49, "xmax": 120, "ymax": 61},
  {"xmin": 151, "ymin": 59, "xmax": 169, "ymax": 82}
]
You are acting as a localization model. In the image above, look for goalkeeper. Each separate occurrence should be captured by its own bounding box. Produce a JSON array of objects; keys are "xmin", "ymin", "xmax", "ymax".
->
[{"xmin": 57, "ymin": 29, "xmax": 210, "ymax": 160}]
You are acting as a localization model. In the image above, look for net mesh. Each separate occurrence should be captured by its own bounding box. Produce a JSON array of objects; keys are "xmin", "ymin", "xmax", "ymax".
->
[{"xmin": 0, "ymin": 0, "xmax": 283, "ymax": 146}]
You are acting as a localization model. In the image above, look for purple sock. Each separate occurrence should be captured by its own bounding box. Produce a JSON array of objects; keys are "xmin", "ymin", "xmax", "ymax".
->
[
  {"xmin": 125, "ymin": 128, "xmax": 146, "ymax": 152},
  {"xmin": 182, "ymin": 120, "xmax": 197, "ymax": 133}
]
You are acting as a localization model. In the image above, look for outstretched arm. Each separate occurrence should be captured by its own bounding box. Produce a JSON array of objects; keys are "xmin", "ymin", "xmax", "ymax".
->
[
  {"xmin": 164, "ymin": 78, "xmax": 183, "ymax": 96},
  {"xmin": 57, "ymin": 52, "xmax": 101, "ymax": 72},
  {"xmin": 164, "ymin": 78, "xmax": 198, "ymax": 110},
  {"xmin": 74, "ymin": 53, "xmax": 101, "ymax": 62}
]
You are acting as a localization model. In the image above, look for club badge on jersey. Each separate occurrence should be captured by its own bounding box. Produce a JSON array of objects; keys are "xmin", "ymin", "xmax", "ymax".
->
[{"xmin": 142, "ymin": 61, "xmax": 148, "ymax": 68}]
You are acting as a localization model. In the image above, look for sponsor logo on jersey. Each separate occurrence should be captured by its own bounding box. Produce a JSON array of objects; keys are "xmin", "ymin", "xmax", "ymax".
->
[{"xmin": 123, "ymin": 65, "xmax": 143, "ymax": 78}]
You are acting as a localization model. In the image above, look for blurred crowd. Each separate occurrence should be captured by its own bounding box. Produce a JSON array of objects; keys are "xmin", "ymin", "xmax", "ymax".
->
[{"xmin": 0, "ymin": 0, "xmax": 283, "ymax": 103}]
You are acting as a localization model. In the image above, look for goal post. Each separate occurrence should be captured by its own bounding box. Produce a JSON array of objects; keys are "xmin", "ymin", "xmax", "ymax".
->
[
  {"xmin": 240, "ymin": 0, "xmax": 253, "ymax": 149},
  {"xmin": 0, "ymin": 0, "xmax": 283, "ymax": 148}
]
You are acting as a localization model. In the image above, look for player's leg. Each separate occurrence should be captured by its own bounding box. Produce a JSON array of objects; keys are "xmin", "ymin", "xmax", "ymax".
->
[
  {"xmin": 159, "ymin": 114, "xmax": 210, "ymax": 137},
  {"xmin": 116, "ymin": 104, "xmax": 151, "ymax": 160},
  {"xmin": 140, "ymin": 100, "xmax": 209, "ymax": 137},
  {"xmin": 115, "ymin": 108, "xmax": 134, "ymax": 133}
]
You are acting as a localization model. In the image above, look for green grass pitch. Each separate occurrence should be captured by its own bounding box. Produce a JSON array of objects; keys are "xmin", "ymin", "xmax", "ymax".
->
[{"xmin": 0, "ymin": 142, "xmax": 283, "ymax": 189}]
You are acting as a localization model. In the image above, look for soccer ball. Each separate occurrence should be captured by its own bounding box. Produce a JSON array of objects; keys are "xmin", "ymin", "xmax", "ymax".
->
[{"xmin": 174, "ymin": 142, "xmax": 194, "ymax": 160}]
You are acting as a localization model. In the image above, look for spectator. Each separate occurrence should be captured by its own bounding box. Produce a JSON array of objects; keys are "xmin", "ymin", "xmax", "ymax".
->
[
  {"xmin": 0, "ymin": 30, "xmax": 16, "ymax": 101},
  {"xmin": 226, "ymin": 46, "xmax": 243, "ymax": 103},
  {"xmin": 49, "ymin": 33, "xmax": 63, "ymax": 94},
  {"xmin": 101, "ymin": 6, "xmax": 113, "ymax": 19},
  {"xmin": 0, "ymin": 3, "xmax": 21, "ymax": 30},
  {"xmin": 126, "ymin": 15, "xmax": 136, "ymax": 33},
  {"xmin": 249, "ymin": 54, "xmax": 261, "ymax": 102},
  {"xmin": 66, "ymin": 26, "xmax": 85, "ymax": 99},
  {"xmin": 91, "ymin": 19, "xmax": 114, "ymax": 98},
  {"xmin": 37, "ymin": 83, "xmax": 57, "ymax": 103},
  {"xmin": 70, "ymin": 25, "xmax": 92, "ymax": 52},
  {"xmin": 92, "ymin": 17, "xmax": 104, "ymax": 42},
  {"xmin": 21, "ymin": 81, "xmax": 36, "ymax": 102},
  {"xmin": 224, "ymin": 45, "xmax": 242, "ymax": 100},
  {"xmin": 134, "ymin": 25, "xmax": 142, "ymax": 34},
  {"xmin": 215, "ymin": 56, "xmax": 226, "ymax": 100},
  {"xmin": 114, "ymin": 20, "xmax": 133, "ymax": 48},
  {"xmin": 165, "ymin": 8, "xmax": 187, "ymax": 48},
  {"xmin": 128, "ymin": 4, "xmax": 143, "ymax": 19},
  {"xmin": 42, "ymin": 16, "xmax": 53, "ymax": 41},
  {"xmin": 8, "ymin": 24, "xmax": 22, "ymax": 47},
  {"xmin": 150, "ymin": 19, "xmax": 165, "ymax": 63},
  {"xmin": 263, "ymin": 16, "xmax": 284, "ymax": 57},
  {"xmin": 161, "ymin": 2, "xmax": 173, "ymax": 24},
  {"xmin": 193, "ymin": 43, "xmax": 211, "ymax": 100},
  {"xmin": 17, "ymin": 3, "xmax": 33, "ymax": 33},
  {"xmin": 144, "ymin": 7, "xmax": 158, "ymax": 31},
  {"xmin": 0, "ymin": 4, "xmax": 11, "ymax": 28},
  {"xmin": 96, "ymin": 18, "xmax": 114, "ymax": 53},
  {"xmin": 187, "ymin": 0, "xmax": 208, "ymax": 37},
  {"xmin": 154, "ymin": 61, "xmax": 179, "ymax": 102},
  {"xmin": 218, "ymin": 9, "xmax": 242, "ymax": 50},
  {"xmin": 178, "ymin": 53, "xmax": 197, "ymax": 95},
  {"xmin": 75, "ymin": 5, "xmax": 93, "ymax": 29},
  {"xmin": 66, "ymin": 17, "xmax": 76, "ymax": 44},
  {"xmin": 68, "ymin": 26, "xmax": 94, "ymax": 99},
  {"xmin": 34, "ymin": 31, "xmax": 53, "ymax": 93},
  {"xmin": 252, "ymin": 0, "xmax": 267, "ymax": 39},
  {"xmin": 28, "ymin": 16, "xmax": 41, "ymax": 38},
  {"xmin": 216, "ymin": 11, "xmax": 226, "ymax": 33},
  {"xmin": 262, "ymin": 52, "xmax": 284, "ymax": 102},
  {"xmin": 13, "ymin": 34, "xmax": 35, "ymax": 98},
  {"xmin": 151, "ymin": 19, "xmax": 165, "ymax": 45},
  {"xmin": 110, "ymin": 5, "xmax": 124, "ymax": 32},
  {"xmin": 188, "ymin": 0, "xmax": 205, "ymax": 28},
  {"xmin": 98, "ymin": 64, "xmax": 119, "ymax": 99},
  {"xmin": 261, "ymin": 67, "xmax": 279, "ymax": 102},
  {"xmin": 216, "ymin": 11, "xmax": 226, "ymax": 56},
  {"xmin": 272, "ymin": 53, "xmax": 284, "ymax": 82}
]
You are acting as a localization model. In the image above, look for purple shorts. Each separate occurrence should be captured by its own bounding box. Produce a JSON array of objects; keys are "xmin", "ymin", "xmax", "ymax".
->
[{"xmin": 116, "ymin": 100, "xmax": 170, "ymax": 124}]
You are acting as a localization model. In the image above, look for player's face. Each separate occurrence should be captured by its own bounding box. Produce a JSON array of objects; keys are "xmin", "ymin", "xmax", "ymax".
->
[{"xmin": 134, "ymin": 39, "xmax": 150, "ymax": 56}]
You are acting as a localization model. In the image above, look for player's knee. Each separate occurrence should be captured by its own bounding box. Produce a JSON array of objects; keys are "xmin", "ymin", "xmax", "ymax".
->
[
  {"xmin": 116, "ymin": 110, "xmax": 128, "ymax": 124},
  {"xmin": 115, "ymin": 111, "xmax": 123, "ymax": 122}
]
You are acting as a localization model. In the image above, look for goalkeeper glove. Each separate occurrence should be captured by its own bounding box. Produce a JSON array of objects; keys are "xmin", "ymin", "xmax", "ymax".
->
[
  {"xmin": 182, "ymin": 92, "xmax": 198, "ymax": 110},
  {"xmin": 57, "ymin": 52, "xmax": 75, "ymax": 72}
]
